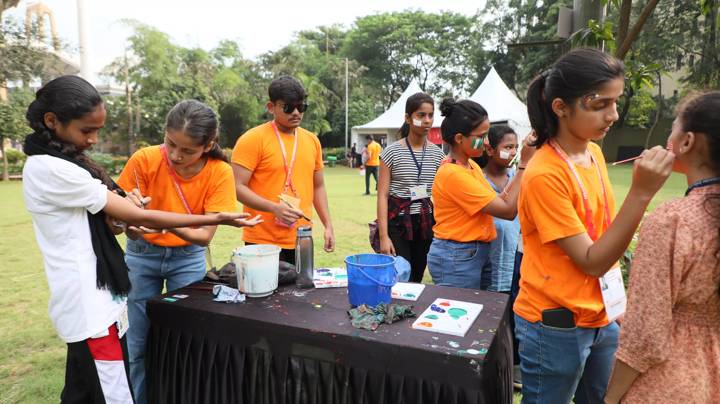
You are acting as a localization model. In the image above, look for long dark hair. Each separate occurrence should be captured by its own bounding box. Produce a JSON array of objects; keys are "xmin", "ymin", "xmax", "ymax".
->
[
  {"xmin": 526, "ymin": 48, "xmax": 624, "ymax": 147},
  {"xmin": 398, "ymin": 92, "xmax": 434, "ymax": 138},
  {"xmin": 165, "ymin": 100, "xmax": 228, "ymax": 162},
  {"xmin": 439, "ymin": 98, "xmax": 488, "ymax": 145},
  {"xmin": 677, "ymin": 91, "xmax": 720, "ymax": 263},
  {"xmin": 25, "ymin": 75, "xmax": 112, "ymax": 187}
]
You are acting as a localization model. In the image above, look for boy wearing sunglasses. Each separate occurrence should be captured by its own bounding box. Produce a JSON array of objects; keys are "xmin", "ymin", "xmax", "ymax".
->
[{"xmin": 232, "ymin": 76, "xmax": 335, "ymax": 264}]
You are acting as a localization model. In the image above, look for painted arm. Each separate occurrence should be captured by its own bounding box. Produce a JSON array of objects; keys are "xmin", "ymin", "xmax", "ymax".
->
[
  {"xmin": 102, "ymin": 190, "xmax": 260, "ymax": 229},
  {"xmin": 166, "ymin": 221, "xmax": 219, "ymax": 247},
  {"xmin": 312, "ymin": 169, "xmax": 335, "ymax": 252}
]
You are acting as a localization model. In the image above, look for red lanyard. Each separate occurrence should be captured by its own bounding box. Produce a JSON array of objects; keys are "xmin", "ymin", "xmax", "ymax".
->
[
  {"xmin": 548, "ymin": 140, "xmax": 611, "ymax": 241},
  {"xmin": 271, "ymin": 121, "xmax": 298, "ymax": 194},
  {"xmin": 159, "ymin": 144, "xmax": 193, "ymax": 214}
]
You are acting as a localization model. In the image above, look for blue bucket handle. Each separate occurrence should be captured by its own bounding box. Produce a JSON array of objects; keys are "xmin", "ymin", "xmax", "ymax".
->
[{"xmin": 355, "ymin": 265, "xmax": 397, "ymax": 288}]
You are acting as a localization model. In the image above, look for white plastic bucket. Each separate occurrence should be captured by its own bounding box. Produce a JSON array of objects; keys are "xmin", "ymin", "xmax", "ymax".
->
[{"xmin": 232, "ymin": 244, "xmax": 281, "ymax": 297}]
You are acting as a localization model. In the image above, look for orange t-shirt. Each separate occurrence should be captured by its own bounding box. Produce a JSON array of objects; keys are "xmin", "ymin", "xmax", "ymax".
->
[
  {"xmin": 513, "ymin": 142, "xmax": 616, "ymax": 328},
  {"xmin": 431, "ymin": 159, "xmax": 498, "ymax": 242},
  {"xmin": 117, "ymin": 145, "xmax": 238, "ymax": 247},
  {"xmin": 366, "ymin": 141, "xmax": 381, "ymax": 166},
  {"xmin": 231, "ymin": 122, "xmax": 323, "ymax": 249}
]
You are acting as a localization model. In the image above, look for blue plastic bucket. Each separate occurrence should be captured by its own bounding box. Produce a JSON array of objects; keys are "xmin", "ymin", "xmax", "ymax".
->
[{"xmin": 345, "ymin": 254, "xmax": 397, "ymax": 307}]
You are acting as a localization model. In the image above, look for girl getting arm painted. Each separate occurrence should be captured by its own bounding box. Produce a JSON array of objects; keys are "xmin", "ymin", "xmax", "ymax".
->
[{"xmin": 21, "ymin": 76, "xmax": 257, "ymax": 404}]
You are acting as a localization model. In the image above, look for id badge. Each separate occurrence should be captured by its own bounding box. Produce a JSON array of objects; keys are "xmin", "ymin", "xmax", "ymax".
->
[
  {"xmin": 116, "ymin": 305, "xmax": 129, "ymax": 339},
  {"xmin": 409, "ymin": 185, "xmax": 428, "ymax": 201},
  {"xmin": 599, "ymin": 266, "xmax": 627, "ymax": 322}
]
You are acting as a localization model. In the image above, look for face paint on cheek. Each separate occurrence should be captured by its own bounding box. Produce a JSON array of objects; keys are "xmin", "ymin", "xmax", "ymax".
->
[
  {"xmin": 412, "ymin": 118, "xmax": 423, "ymax": 127},
  {"xmin": 499, "ymin": 150, "xmax": 511, "ymax": 159},
  {"xmin": 471, "ymin": 138, "xmax": 484, "ymax": 150}
]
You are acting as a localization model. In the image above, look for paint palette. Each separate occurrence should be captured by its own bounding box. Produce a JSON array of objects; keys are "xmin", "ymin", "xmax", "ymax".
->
[
  {"xmin": 313, "ymin": 268, "xmax": 348, "ymax": 288},
  {"xmin": 412, "ymin": 298, "xmax": 483, "ymax": 337},
  {"xmin": 391, "ymin": 282, "xmax": 425, "ymax": 301}
]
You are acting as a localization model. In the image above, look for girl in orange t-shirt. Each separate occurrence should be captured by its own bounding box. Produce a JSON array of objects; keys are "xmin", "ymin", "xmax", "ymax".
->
[
  {"xmin": 117, "ymin": 100, "xmax": 261, "ymax": 404},
  {"xmin": 513, "ymin": 48, "xmax": 674, "ymax": 403},
  {"xmin": 427, "ymin": 99, "xmax": 535, "ymax": 289}
]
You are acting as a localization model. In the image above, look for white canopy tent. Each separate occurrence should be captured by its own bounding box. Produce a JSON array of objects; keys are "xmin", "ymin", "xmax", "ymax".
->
[
  {"xmin": 350, "ymin": 80, "xmax": 443, "ymax": 148},
  {"xmin": 468, "ymin": 67, "xmax": 533, "ymax": 143},
  {"xmin": 350, "ymin": 68, "xmax": 532, "ymax": 150}
]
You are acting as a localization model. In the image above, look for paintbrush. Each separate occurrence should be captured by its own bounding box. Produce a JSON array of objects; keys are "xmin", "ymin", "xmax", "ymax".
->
[
  {"xmin": 279, "ymin": 198, "xmax": 312, "ymax": 222},
  {"xmin": 611, "ymin": 143, "xmax": 673, "ymax": 166},
  {"xmin": 133, "ymin": 168, "xmax": 148, "ymax": 208}
]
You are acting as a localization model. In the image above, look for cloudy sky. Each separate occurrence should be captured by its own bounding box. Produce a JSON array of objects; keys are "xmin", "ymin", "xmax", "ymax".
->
[{"xmin": 5, "ymin": 0, "xmax": 486, "ymax": 83}]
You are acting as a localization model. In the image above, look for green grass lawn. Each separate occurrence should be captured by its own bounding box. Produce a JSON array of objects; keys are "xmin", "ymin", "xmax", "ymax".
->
[{"xmin": 0, "ymin": 165, "xmax": 688, "ymax": 403}]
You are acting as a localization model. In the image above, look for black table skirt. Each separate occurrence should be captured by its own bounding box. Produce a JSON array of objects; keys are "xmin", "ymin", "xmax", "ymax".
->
[{"xmin": 146, "ymin": 283, "xmax": 513, "ymax": 404}]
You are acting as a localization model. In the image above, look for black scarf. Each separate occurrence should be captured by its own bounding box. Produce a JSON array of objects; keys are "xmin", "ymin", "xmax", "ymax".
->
[{"xmin": 24, "ymin": 132, "xmax": 131, "ymax": 297}]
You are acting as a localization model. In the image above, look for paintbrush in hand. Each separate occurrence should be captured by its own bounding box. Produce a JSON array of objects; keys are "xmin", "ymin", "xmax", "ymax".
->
[
  {"xmin": 278, "ymin": 195, "xmax": 312, "ymax": 222},
  {"xmin": 611, "ymin": 142, "xmax": 673, "ymax": 165}
]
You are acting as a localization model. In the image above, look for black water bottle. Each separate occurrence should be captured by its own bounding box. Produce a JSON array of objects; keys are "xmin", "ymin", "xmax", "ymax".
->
[{"xmin": 295, "ymin": 226, "xmax": 315, "ymax": 288}]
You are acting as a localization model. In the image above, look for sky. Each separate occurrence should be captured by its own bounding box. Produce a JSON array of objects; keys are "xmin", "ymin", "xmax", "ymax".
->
[{"xmin": 5, "ymin": 0, "xmax": 487, "ymax": 84}]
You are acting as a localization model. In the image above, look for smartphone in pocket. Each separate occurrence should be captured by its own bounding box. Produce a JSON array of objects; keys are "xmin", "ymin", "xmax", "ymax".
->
[{"xmin": 541, "ymin": 307, "xmax": 575, "ymax": 328}]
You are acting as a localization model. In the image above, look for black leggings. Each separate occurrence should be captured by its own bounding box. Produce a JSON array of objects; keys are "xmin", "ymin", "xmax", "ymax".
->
[
  {"xmin": 365, "ymin": 166, "xmax": 378, "ymax": 193},
  {"xmin": 388, "ymin": 215, "xmax": 432, "ymax": 283}
]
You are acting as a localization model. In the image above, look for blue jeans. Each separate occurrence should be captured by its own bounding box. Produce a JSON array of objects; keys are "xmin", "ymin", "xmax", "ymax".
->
[
  {"xmin": 514, "ymin": 314, "xmax": 619, "ymax": 404},
  {"xmin": 427, "ymin": 238, "xmax": 490, "ymax": 289},
  {"xmin": 125, "ymin": 237, "xmax": 206, "ymax": 404}
]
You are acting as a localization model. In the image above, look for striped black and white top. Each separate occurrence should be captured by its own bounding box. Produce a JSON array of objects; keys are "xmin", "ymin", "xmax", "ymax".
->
[{"xmin": 380, "ymin": 138, "xmax": 446, "ymax": 215}]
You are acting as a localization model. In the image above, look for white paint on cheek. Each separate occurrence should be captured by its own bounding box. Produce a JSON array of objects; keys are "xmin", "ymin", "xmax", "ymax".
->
[
  {"xmin": 412, "ymin": 118, "xmax": 423, "ymax": 127},
  {"xmin": 499, "ymin": 150, "xmax": 511, "ymax": 159}
]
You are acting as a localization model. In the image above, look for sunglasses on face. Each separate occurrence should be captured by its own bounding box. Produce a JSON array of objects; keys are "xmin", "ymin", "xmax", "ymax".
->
[{"xmin": 279, "ymin": 102, "xmax": 309, "ymax": 114}]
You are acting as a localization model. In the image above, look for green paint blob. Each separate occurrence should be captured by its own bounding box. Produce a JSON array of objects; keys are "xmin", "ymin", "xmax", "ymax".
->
[
  {"xmin": 403, "ymin": 293, "xmax": 416, "ymax": 298},
  {"xmin": 447, "ymin": 308, "xmax": 468, "ymax": 319},
  {"xmin": 425, "ymin": 314, "xmax": 439, "ymax": 320}
]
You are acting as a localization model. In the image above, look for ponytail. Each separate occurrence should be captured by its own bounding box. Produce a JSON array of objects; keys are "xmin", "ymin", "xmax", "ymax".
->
[
  {"xmin": 676, "ymin": 91, "xmax": 720, "ymax": 264},
  {"xmin": 527, "ymin": 48, "xmax": 625, "ymax": 148},
  {"xmin": 398, "ymin": 122, "xmax": 410, "ymax": 139},
  {"xmin": 205, "ymin": 140, "xmax": 229, "ymax": 163},
  {"xmin": 526, "ymin": 71, "xmax": 556, "ymax": 148}
]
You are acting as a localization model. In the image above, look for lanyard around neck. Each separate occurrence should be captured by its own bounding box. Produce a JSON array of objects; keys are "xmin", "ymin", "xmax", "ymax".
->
[
  {"xmin": 159, "ymin": 144, "xmax": 193, "ymax": 214},
  {"xmin": 405, "ymin": 137, "xmax": 427, "ymax": 183},
  {"xmin": 548, "ymin": 139, "xmax": 611, "ymax": 241},
  {"xmin": 685, "ymin": 176, "xmax": 720, "ymax": 196},
  {"xmin": 271, "ymin": 121, "xmax": 298, "ymax": 194}
]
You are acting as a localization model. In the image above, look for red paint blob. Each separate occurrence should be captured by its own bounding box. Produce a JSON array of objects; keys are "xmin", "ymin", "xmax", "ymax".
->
[{"xmin": 439, "ymin": 302, "xmax": 451, "ymax": 307}]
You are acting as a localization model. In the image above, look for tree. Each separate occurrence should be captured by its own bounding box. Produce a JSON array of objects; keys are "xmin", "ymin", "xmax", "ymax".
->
[
  {"xmin": 342, "ymin": 11, "xmax": 479, "ymax": 107},
  {"xmin": 479, "ymin": 0, "xmax": 572, "ymax": 97},
  {"xmin": 0, "ymin": 88, "xmax": 32, "ymax": 180}
]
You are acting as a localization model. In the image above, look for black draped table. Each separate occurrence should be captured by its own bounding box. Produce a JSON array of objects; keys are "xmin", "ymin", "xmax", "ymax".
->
[{"xmin": 146, "ymin": 282, "xmax": 513, "ymax": 404}]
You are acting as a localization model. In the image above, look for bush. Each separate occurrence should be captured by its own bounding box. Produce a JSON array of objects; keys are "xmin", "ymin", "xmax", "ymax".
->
[
  {"xmin": 87, "ymin": 152, "xmax": 128, "ymax": 175},
  {"xmin": 4, "ymin": 148, "xmax": 26, "ymax": 165},
  {"xmin": 322, "ymin": 147, "xmax": 348, "ymax": 160}
]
